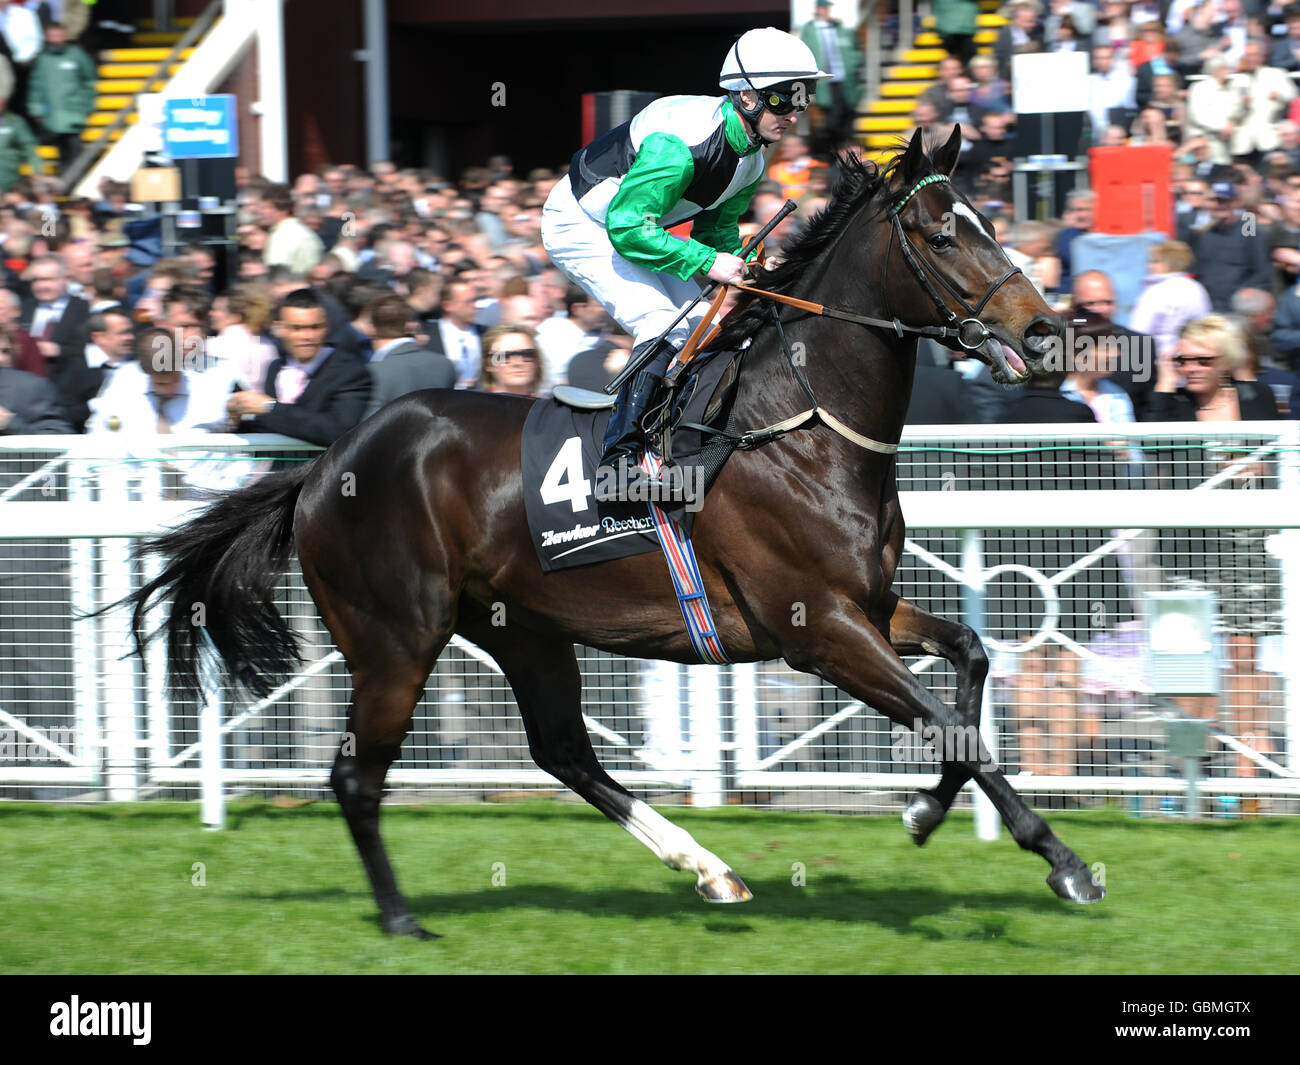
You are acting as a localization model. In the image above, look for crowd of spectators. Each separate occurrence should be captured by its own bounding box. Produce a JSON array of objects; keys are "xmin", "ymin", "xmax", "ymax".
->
[
  {"xmin": 903, "ymin": 0, "xmax": 1300, "ymax": 427},
  {"xmin": 0, "ymin": 154, "xmax": 647, "ymax": 453},
  {"xmin": 1, "ymin": 0, "xmax": 1298, "ymax": 447}
]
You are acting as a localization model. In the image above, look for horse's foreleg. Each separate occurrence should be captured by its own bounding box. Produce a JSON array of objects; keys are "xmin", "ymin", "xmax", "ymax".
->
[
  {"xmin": 875, "ymin": 593, "xmax": 989, "ymax": 846},
  {"xmin": 462, "ymin": 621, "xmax": 751, "ymax": 903},
  {"xmin": 790, "ymin": 604, "xmax": 1103, "ymax": 903}
]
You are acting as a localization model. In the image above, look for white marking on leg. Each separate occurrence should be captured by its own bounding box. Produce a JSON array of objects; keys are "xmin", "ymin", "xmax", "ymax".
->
[{"xmin": 624, "ymin": 799, "xmax": 729, "ymax": 879}]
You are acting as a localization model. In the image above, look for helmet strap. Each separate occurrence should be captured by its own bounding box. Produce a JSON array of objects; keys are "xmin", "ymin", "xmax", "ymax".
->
[{"xmin": 730, "ymin": 91, "xmax": 766, "ymax": 137}]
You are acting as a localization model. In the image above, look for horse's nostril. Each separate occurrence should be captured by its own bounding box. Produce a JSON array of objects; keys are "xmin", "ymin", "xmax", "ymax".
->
[{"xmin": 1025, "ymin": 315, "xmax": 1062, "ymax": 338}]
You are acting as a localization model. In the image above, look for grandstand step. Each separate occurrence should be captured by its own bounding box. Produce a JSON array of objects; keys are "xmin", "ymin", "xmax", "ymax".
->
[
  {"xmin": 922, "ymin": 13, "xmax": 1007, "ymax": 27},
  {"xmin": 912, "ymin": 29, "xmax": 998, "ymax": 47},
  {"xmin": 87, "ymin": 112, "xmax": 138, "ymax": 127},
  {"xmin": 138, "ymin": 17, "xmax": 197, "ymax": 29},
  {"xmin": 97, "ymin": 79, "xmax": 149, "ymax": 94},
  {"xmin": 882, "ymin": 82, "xmax": 933, "ymax": 98},
  {"xmin": 858, "ymin": 115, "xmax": 915, "ymax": 132},
  {"xmin": 98, "ymin": 63, "xmax": 185, "ymax": 79},
  {"xmin": 95, "ymin": 96, "xmax": 134, "ymax": 111},
  {"xmin": 81, "ymin": 127, "xmax": 127, "ymax": 143},
  {"xmin": 867, "ymin": 98, "xmax": 918, "ymax": 114},
  {"xmin": 865, "ymin": 132, "xmax": 915, "ymax": 148},
  {"xmin": 101, "ymin": 47, "xmax": 196, "ymax": 62},
  {"xmin": 888, "ymin": 64, "xmax": 939, "ymax": 80},
  {"xmin": 36, "ymin": 146, "xmax": 57, "ymax": 159},
  {"xmin": 901, "ymin": 48, "xmax": 950, "ymax": 62},
  {"xmin": 131, "ymin": 32, "xmax": 185, "ymax": 46}
]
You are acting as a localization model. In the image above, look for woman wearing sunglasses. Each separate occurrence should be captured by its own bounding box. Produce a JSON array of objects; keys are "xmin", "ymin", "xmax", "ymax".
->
[
  {"xmin": 479, "ymin": 324, "xmax": 545, "ymax": 398},
  {"xmin": 542, "ymin": 27, "xmax": 828, "ymax": 497},
  {"xmin": 1144, "ymin": 317, "xmax": 1283, "ymax": 793},
  {"xmin": 1147, "ymin": 314, "xmax": 1279, "ymax": 421}
]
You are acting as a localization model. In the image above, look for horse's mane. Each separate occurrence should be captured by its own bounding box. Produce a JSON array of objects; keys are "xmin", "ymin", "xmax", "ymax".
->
[{"xmin": 711, "ymin": 141, "xmax": 935, "ymax": 353}]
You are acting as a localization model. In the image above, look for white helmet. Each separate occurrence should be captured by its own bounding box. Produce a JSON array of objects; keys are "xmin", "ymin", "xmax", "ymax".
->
[{"xmin": 718, "ymin": 28, "xmax": 830, "ymax": 93}]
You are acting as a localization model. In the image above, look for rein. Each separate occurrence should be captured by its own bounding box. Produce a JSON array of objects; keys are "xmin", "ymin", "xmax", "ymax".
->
[{"xmin": 671, "ymin": 174, "xmax": 1021, "ymax": 459}]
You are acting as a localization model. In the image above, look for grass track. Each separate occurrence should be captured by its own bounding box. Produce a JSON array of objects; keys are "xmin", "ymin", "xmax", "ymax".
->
[{"xmin": 1, "ymin": 801, "xmax": 1296, "ymax": 974}]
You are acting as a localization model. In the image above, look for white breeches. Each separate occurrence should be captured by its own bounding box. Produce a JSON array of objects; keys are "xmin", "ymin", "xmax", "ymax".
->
[{"xmin": 542, "ymin": 177, "xmax": 710, "ymax": 353}]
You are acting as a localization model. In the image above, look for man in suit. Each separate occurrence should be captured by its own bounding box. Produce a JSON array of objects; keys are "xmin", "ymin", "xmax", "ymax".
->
[
  {"xmin": 994, "ymin": 0, "xmax": 1045, "ymax": 82},
  {"xmin": 0, "ymin": 329, "xmax": 69, "ymax": 433},
  {"xmin": 225, "ymin": 287, "xmax": 371, "ymax": 446},
  {"xmin": 906, "ymin": 340, "xmax": 977, "ymax": 425},
  {"xmin": 1071, "ymin": 270, "xmax": 1160, "ymax": 419},
  {"xmin": 424, "ymin": 277, "xmax": 483, "ymax": 389},
  {"xmin": 22, "ymin": 253, "xmax": 92, "ymax": 427},
  {"xmin": 79, "ymin": 305, "xmax": 135, "ymax": 391},
  {"xmin": 364, "ymin": 293, "xmax": 455, "ymax": 419}
]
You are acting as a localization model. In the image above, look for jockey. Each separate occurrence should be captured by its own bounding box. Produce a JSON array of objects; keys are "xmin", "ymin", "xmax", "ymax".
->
[{"xmin": 542, "ymin": 27, "xmax": 828, "ymax": 498}]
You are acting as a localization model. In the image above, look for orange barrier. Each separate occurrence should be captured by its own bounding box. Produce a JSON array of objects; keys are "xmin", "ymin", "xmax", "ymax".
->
[{"xmin": 1089, "ymin": 144, "xmax": 1175, "ymax": 236}]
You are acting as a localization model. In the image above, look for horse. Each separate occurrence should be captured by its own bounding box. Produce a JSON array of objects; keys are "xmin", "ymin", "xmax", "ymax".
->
[{"xmin": 123, "ymin": 126, "xmax": 1104, "ymax": 939}]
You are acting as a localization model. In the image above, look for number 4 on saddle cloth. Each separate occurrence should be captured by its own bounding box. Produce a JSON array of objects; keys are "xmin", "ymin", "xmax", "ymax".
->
[{"xmin": 521, "ymin": 347, "xmax": 741, "ymax": 576}]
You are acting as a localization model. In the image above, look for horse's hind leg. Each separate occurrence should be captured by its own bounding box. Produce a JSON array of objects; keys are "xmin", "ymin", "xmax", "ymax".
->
[
  {"xmin": 876, "ymin": 593, "xmax": 988, "ymax": 846},
  {"xmin": 462, "ymin": 619, "xmax": 751, "ymax": 903},
  {"xmin": 326, "ymin": 618, "xmax": 448, "ymax": 939}
]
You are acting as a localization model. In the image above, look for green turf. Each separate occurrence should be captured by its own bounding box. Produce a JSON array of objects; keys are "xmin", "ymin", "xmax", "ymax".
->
[{"xmin": 1, "ymin": 801, "xmax": 1296, "ymax": 974}]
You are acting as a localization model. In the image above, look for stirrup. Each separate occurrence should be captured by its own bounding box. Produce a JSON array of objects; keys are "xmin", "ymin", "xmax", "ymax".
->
[{"xmin": 593, "ymin": 453, "xmax": 688, "ymax": 503}]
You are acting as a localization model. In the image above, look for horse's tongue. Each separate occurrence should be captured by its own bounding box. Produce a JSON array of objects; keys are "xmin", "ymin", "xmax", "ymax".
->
[{"xmin": 1001, "ymin": 344, "xmax": 1027, "ymax": 376}]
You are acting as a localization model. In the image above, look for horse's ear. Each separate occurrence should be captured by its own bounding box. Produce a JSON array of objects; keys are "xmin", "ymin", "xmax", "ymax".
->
[
  {"xmin": 900, "ymin": 127, "xmax": 926, "ymax": 183},
  {"xmin": 932, "ymin": 123, "xmax": 963, "ymax": 177}
]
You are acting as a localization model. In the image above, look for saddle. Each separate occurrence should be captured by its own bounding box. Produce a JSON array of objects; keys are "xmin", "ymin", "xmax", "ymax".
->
[{"xmin": 523, "ymin": 348, "xmax": 743, "ymax": 573}]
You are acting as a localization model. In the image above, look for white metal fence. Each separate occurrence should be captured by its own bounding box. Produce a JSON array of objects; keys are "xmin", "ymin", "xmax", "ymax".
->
[{"xmin": 2, "ymin": 424, "xmax": 1298, "ymax": 822}]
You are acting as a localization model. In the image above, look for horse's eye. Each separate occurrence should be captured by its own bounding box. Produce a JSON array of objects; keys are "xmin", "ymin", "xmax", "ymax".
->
[{"xmin": 927, "ymin": 233, "xmax": 953, "ymax": 250}]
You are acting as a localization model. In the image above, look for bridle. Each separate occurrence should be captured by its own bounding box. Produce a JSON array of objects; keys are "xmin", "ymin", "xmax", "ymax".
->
[
  {"xmin": 883, "ymin": 173, "xmax": 1023, "ymax": 352},
  {"xmin": 719, "ymin": 173, "xmax": 1024, "ymax": 354},
  {"xmin": 666, "ymin": 172, "xmax": 1031, "ymax": 458}
]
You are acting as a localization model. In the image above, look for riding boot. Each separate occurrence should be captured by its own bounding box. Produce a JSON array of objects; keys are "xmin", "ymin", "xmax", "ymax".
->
[{"xmin": 595, "ymin": 340, "xmax": 676, "ymax": 501}]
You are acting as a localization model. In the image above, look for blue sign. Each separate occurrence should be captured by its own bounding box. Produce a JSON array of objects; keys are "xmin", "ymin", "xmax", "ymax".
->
[{"xmin": 162, "ymin": 95, "xmax": 237, "ymax": 159}]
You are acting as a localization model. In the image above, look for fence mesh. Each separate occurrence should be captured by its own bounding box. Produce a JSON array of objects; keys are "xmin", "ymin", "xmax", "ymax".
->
[{"xmin": 1, "ymin": 429, "xmax": 1297, "ymax": 818}]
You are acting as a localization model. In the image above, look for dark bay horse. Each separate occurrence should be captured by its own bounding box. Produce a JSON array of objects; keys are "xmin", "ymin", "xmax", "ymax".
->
[{"xmin": 127, "ymin": 127, "xmax": 1104, "ymax": 938}]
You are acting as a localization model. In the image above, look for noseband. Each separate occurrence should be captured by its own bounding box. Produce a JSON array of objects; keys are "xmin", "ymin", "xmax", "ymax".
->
[{"xmin": 884, "ymin": 173, "xmax": 1023, "ymax": 351}]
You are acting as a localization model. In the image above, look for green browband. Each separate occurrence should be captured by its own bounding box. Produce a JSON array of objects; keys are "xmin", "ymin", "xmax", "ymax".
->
[{"xmin": 890, "ymin": 173, "xmax": 951, "ymax": 214}]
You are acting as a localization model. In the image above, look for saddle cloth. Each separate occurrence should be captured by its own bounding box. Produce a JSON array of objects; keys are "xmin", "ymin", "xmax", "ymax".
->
[{"xmin": 521, "ymin": 349, "xmax": 740, "ymax": 573}]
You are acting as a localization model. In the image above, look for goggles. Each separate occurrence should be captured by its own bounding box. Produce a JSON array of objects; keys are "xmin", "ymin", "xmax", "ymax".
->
[{"xmin": 760, "ymin": 84, "xmax": 808, "ymax": 115}]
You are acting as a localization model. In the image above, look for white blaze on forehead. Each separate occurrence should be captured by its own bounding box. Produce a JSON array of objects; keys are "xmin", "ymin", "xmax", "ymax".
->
[
  {"xmin": 951, "ymin": 199, "xmax": 1015, "ymax": 267},
  {"xmin": 951, "ymin": 201, "xmax": 985, "ymax": 232}
]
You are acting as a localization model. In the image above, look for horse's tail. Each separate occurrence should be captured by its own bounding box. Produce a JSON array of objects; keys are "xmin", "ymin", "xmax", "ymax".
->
[{"xmin": 122, "ymin": 460, "xmax": 316, "ymax": 700}]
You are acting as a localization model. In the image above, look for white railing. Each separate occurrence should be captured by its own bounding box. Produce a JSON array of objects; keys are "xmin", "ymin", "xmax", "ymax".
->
[{"xmin": 2, "ymin": 424, "xmax": 1298, "ymax": 823}]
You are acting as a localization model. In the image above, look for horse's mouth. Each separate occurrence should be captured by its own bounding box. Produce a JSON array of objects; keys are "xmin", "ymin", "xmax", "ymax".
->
[{"xmin": 983, "ymin": 339, "xmax": 1031, "ymax": 384}]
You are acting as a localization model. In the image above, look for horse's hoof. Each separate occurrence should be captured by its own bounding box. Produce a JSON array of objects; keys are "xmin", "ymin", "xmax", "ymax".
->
[
  {"xmin": 902, "ymin": 791, "xmax": 945, "ymax": 846},
  {"xmin": 697, "ymin": 870, "xmax": 753, "ymax": 903},
  {"xmin": 384, "ymin": 914, "xmax": 442, "ymax": 939},
  {"xmin": 1047, "ymin": 865, "xmax": 1106, "ymax": 905}
]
